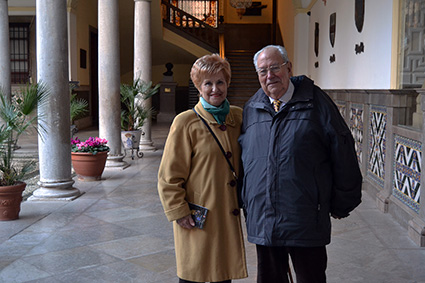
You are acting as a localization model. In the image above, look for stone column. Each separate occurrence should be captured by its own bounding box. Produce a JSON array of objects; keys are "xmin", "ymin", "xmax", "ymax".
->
[
  {"xmin": 0, "ymin": 0, "xmax": 11, "ymax": 98},
  {"xmin": 30, "ymin": 0, "xmax": 81, "ymax": 201},
  {"xmin": 98, "ymin": 0, "xmax": 128, "ymax": 168},
  {"xmin": 134, "ymin": 0, "xmax": 155, "ymax": 151},
  {"xmin": 408, "ymin": 89, "xmax": 425, "ymax": 247},
  {"xmin": 67, "ymin": 1, "xmax": 78, "ymax": 81}
]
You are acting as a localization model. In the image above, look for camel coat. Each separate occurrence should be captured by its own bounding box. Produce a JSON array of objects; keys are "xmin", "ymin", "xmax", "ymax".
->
[{"xmin": 158, "ymin": 102, "xmax": 247, "ymax": 282}]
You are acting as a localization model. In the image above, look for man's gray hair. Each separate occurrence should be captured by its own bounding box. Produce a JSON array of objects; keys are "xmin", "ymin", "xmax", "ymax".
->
[{"xmin": 253, "ymin": 45, "xmax": 290, "ymax": 70}]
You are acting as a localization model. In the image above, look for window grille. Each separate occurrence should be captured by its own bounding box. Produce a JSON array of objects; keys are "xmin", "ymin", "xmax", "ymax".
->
[{"xmin": 9, "ymin": 23, "xmax": 30, "ymax": 84}]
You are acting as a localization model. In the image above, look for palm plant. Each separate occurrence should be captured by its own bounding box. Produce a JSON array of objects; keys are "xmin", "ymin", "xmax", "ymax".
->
[
  {"xmin": 70, "ymin": 84, "xmax": 88, "ymax": 124},
  {"xmin": 0, "ymin": 83, "xmax": 49, "ymax": 186},
  {"xmin": 120, "ymin": 79, "xmax": 160, "ymax": 131}
]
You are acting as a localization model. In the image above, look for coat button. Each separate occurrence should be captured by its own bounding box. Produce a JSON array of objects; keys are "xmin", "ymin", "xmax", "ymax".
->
[
  {"xmin": 229, "ymin": 180, "xmax": 237, "ymax": 187},
  {"xmin": 226, "ymin": 151, "xmax": 232, "ymax": 158},
  {"xmin": 219, "ymin": 125, "xmax": 227, "ymax": 131},
  {"xmin": 232, "ymin": 209, "xmax": 240, "ymax": 216}
]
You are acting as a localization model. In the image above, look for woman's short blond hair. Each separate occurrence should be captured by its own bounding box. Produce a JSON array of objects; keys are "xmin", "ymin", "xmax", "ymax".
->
[{"xmin": 190, "ymin": 54, "xmax": 231, "ymax": 91}]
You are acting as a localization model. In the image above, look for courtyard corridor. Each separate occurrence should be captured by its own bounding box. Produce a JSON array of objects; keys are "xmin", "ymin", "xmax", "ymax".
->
[{"xmin": 0, "ymin": 122, "xmax": 424, "ymax": 283}]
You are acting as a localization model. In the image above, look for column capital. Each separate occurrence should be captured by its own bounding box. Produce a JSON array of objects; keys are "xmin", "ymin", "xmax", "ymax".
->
[{"xmin": 67, "ymin": 0, "xmax": 78, "ymax": 13}]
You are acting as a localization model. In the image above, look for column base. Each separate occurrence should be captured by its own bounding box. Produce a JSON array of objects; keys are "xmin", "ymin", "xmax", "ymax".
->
[
  {"xmin": 376, "ymin": 192, "xmax": 389, "ymax": 213},
  {"xmin": 408, "ymin": 217, "xmax": 425, "ymax": 247},
  {"xmin": 139, "ymin": 140, "xmax": 156, "ymax": 151},
  {"xmin": 105, "ymin": 154, "xmax": 130, "ymax": 170},
  {"xmin": 28, "ymin": 179, "xmax": 82, "ymax": 201}
]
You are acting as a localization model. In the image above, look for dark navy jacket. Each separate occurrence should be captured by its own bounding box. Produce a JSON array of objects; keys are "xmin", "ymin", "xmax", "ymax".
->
[{"xmin": 239, "ymin": 76, "xmax": 362, "ymax": 247}]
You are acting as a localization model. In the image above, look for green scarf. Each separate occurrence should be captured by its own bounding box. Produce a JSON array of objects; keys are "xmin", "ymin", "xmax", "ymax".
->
[{"xmin": 200, "ymin": 97, "xmax": 230, "ymax": 125}]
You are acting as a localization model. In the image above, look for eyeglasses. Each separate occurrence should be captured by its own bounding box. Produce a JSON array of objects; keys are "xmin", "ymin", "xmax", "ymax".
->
[{"xmin": 256, "ymin": 62, "xmax": 288, "ymax": 77}]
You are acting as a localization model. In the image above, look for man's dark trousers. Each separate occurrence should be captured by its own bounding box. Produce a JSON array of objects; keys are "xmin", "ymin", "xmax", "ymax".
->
[{"xmin": 256, "ymin": 245, "xmax": 327, "ymax": 283}]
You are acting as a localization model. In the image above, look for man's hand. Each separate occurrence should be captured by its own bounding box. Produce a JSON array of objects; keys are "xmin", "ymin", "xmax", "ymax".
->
[
  {"xmin": 331, "ymin": 213, "xmax": 343, "ymax": 219},
  {"xmin": 176, "ymin": 214, "xmax": 195, "ymax": 229}
]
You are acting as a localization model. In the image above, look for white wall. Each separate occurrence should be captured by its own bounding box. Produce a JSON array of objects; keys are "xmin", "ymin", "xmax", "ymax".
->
[
  {"xmin": 304, "ymin": 0, "xmax": 393, "ymax": 89},
  {"xmin": 293, "ymin": 13, "xmax": 310, "ymax": 76}
]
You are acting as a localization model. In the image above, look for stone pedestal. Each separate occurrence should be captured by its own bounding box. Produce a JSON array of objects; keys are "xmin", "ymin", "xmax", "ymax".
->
[
  {"xmin": 408, "ymin": 218, "xmax": 425, "ymax": 247},
  {"xmin": 412, "ymin": 94, "xmax": 423, "ymax": 129},
  {"xmin": 29, "ymin": 181, "xmax": 81, "ymax": 201},
  {"xmin": 376, "ymin": 191, "xmax": 389, "ymax": 213},
  {"xmin": 157, "ymin": 76, "xmax": 177, "ymax": 123},
  {"xmin": 105, "ymin": 155, "xmax": 130, "ymax": 170}
]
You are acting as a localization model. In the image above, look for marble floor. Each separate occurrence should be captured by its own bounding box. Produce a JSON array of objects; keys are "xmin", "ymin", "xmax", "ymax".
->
[{"xmin": 0, "ymin": 122, "xmax": 425, "ymax": 283}]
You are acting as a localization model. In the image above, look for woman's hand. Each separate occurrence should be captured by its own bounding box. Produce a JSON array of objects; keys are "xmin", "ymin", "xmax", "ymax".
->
[{"xmin": 176, "ymin": 214, "xmax": 195, "ymax": 229}]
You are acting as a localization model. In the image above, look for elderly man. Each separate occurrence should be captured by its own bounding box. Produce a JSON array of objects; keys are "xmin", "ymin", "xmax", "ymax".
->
[{"xmin": 238, "ymin": 45, "xmax": 362, "ymax": 283}]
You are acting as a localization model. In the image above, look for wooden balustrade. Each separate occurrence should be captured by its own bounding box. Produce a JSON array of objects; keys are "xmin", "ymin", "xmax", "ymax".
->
[{"xmin": 161, "ymin": 0, "xmax": 219, "ymax": 52}]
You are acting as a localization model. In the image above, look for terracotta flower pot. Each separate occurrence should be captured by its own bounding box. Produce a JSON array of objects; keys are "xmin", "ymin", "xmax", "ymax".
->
[
  {"xmin": 0, "ymin": 182, "xmax": 26, "ymax": 221},
  {"xmin": 71, "ymin": 151, "xmax": 108, "ymax": 181}
]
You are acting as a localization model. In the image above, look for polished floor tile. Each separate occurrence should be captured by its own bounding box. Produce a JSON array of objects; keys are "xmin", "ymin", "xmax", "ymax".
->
[{"xmin": 0, "ymin": 122, "xmax": 424, "ymax": 283}]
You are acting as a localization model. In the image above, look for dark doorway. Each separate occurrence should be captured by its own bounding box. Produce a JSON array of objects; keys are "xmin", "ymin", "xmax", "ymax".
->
[{"xmin": 89, "ymin": 27, "xmax": 99, "ymax": 126}]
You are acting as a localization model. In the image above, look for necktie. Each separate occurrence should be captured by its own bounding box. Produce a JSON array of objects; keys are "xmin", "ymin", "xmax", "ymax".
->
[{"xmin": 273, "ymin": 100, "xmax": 282, "ymax": 112}]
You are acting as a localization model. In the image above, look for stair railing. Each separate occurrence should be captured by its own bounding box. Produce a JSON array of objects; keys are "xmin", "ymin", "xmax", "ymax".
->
[{"xmin": 161, "ymin": 0, "xmax": 220, "ymax": 52}]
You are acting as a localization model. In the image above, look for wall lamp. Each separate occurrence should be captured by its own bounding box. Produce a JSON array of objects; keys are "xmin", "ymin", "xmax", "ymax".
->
[{"xmin": 230, "ymin": 0, "xmax": 252, "ymax": 19}]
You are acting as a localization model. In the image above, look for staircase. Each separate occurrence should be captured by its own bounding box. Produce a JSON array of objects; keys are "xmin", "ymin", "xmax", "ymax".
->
[
  {"xmin": 226, "ymin": 50, "xmax": 260, "ymax": 108},
  {"xmin": 188, "ymin": 80, "xmax": 199, "ymax": 108},
  {"xmin": 161, "ymin": 0, "xmax": 268, "ymax": 109},
  {"xmin": 161, "ymin": 0, "xmax": 219, "ymax": 53},
  {"xmin": 187, "ymin": 51, "xmax": 260, "ymax": 109}
]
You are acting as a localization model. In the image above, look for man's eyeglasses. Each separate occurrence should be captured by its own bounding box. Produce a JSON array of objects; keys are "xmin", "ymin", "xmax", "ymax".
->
[{"xmin": 256, "ymin": 62, "xmax": 288, "ymax": 77}]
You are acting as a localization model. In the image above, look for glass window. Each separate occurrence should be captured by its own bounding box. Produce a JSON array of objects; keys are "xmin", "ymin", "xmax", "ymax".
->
[{"xmin": 9, "ymin": 23, "xmax": 30, "ymax": 84}]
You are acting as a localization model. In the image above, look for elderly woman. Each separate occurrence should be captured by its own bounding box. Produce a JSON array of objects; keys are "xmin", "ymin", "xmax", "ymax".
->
[{"xmin": 158, "ymin": 54, "xmax": 247, "ymax": 283}]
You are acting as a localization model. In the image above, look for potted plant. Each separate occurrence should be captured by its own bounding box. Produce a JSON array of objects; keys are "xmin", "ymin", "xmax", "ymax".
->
[
  {"xmin": 120, "ymin": 78, "xmax": 159, "ymax": 153},
  {"xmin": 71, "ymin": 136, "xmax": 109, "ymax": 181},
  {"xmin": 0, "ymin": 83, "xmax": 49, "ymax": 220},
  {"xmin": 69, "ymin": 83, "xmax": 88, "ymax": 138}
]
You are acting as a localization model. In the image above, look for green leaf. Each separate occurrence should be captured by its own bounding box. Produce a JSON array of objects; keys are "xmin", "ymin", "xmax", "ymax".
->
[
  {"xmin": 119, "ymin": 78, "xmax": 160, "ymax": 131},
  {"xmin": 0, "ymin": 82, "xmax": 50, "ymax": 185}
]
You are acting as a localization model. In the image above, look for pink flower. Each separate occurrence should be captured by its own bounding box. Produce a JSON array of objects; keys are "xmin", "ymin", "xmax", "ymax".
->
[
  {"xmin": 71, "ymin": 137, "xmax": 81, "ymax": 145},
  {"xmin": 71, "ymin": 136, "xmax": 109, "ymax": 154}
]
